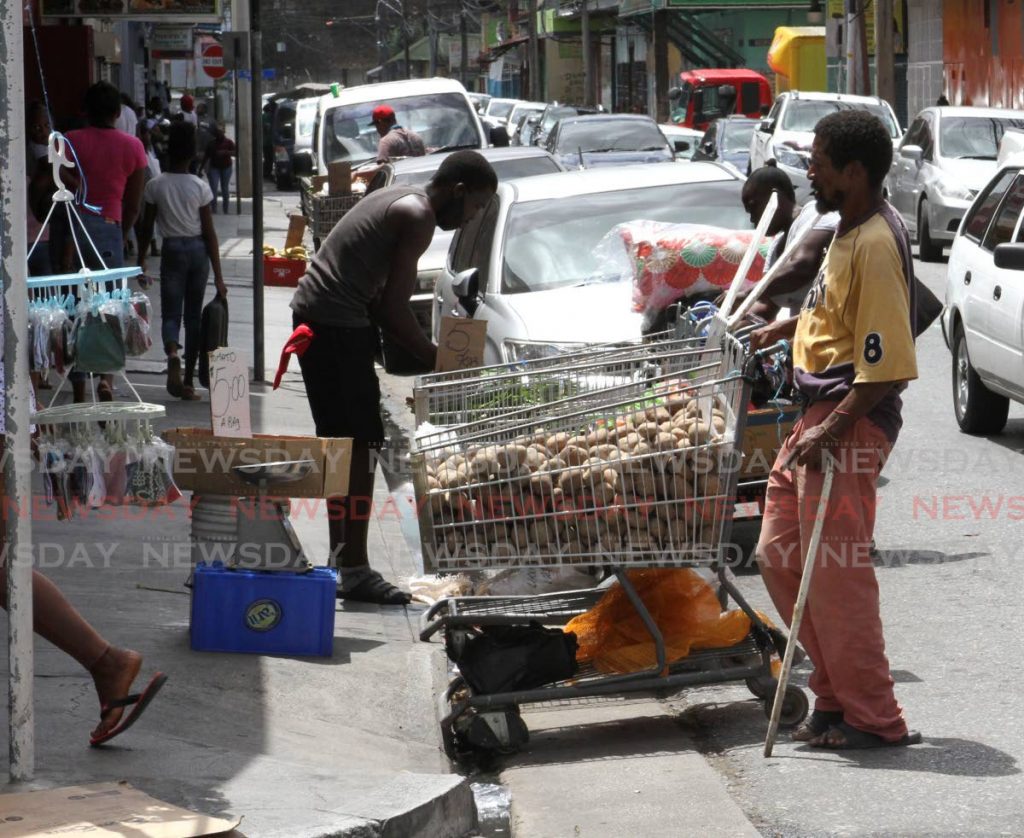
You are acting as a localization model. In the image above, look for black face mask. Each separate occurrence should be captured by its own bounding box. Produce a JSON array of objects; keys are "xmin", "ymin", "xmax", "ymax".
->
[{"xmin": 435, "ymin": 192, "xmax": 465, "ymax": 231}]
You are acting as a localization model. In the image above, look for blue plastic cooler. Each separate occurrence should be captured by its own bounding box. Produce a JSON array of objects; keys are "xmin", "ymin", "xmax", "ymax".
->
[{"xmin": 190, "ymin": 563, "xmax": 337, "ymax": 657}]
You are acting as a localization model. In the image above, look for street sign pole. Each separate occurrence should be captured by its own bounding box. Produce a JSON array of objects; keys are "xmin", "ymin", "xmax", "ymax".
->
[{"xmin": 250, "ymin": 0, "xmax": 265, "ymax": 382}]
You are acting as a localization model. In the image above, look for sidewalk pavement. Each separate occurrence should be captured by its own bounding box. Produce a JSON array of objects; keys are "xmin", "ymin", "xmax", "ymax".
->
[{"xmin": 1, "ymin": 188, "xmax": 476, "ymax": 837}]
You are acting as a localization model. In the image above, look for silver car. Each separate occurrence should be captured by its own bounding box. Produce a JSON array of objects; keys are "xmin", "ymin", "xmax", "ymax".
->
[{"xmin": 887, "ymin": 106, "xmax": 1024, "ymax": 261}]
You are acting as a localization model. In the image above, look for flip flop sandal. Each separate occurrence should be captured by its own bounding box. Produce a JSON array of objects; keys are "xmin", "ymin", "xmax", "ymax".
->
[
  {"xmin": 90, "ymin": 672, "xmax": 168, "ymax": 747},
  {"xmin": 812, "ymin": 721, "xmax": 922, "ymax": 750},
  {"xmin": 339, "ymin": 573, "xmax": 411, "ymax": 606},
  {"xmin": 791, "ymin": 709, "xmax": 844, "ymax": 742},
  {"xmin": 96, "ymin": 382, "xmax": 114, "ymax": 402},
  {"xmin": 166, "ymin": 357, "xmax": 184, "ymax": 397}
]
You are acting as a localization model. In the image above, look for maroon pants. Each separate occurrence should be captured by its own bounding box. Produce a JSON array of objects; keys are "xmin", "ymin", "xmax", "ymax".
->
[{"xmin": 756, "ymin": 401, "xmax": 908, "ymax": 741}]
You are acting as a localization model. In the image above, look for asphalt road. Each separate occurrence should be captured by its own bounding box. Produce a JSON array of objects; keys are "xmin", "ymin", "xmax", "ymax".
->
[
  {"xmin": 668, "ymin": 253, "xmax": 1024, "ymax": 837},
  {"xmin": 378, "ymin": 251, "xmax": 1024, "ymax": 836}
]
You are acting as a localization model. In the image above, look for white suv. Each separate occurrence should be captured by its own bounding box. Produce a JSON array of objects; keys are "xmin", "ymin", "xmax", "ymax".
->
[
  {"xmin": 748, "ymin": 91, "xmax": 902, "ymax": 200},
  {"xmin": 943, "ymin": 156, "xmax": 1024, "ymax": 434}
]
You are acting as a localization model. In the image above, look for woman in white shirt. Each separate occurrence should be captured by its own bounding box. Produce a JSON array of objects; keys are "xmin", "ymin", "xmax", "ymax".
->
[{"xmin": 138, "ymin": 121, "xmax": 227, "ymax": 401}]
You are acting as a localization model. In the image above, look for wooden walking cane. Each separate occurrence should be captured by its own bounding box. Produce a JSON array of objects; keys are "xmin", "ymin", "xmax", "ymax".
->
[{"xmin": 764, "ymin": 457, "xmax": 836, "ymax": 757}]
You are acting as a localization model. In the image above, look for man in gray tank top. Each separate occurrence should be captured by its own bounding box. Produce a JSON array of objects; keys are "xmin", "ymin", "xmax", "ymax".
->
[{"xmin": 290, "ymin": 151, "xmax": 498, "ymax": 604}]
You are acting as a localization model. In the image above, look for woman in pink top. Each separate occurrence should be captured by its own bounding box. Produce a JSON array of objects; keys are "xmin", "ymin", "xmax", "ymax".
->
[{"xmin": 58, "ymin": 81, "xmax": 148, "ymax": 402}]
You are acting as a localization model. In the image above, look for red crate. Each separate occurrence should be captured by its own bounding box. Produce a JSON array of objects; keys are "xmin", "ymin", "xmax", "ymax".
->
[{"xmin": 264, "ymin": 255, "xmax": 306, "ymax": 288}]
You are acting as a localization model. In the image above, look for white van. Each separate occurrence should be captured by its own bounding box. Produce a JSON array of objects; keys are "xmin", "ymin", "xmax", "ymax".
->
[{"xmin": 309, "ymin": 78, "xmax": 491, "ymax": 176}]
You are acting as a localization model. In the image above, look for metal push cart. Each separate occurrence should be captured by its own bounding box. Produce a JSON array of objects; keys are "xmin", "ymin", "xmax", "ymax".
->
[
  {"xmin": 410, "ymin": 332, "xmax": 808, "ymax": 760},
  {"xmin": 298, "ymin": 179, "xmax": 361, "ymax": 252}
]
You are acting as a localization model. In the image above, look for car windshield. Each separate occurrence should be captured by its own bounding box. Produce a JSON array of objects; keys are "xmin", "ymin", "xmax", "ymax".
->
[
  {"xmin": 394, "ymin": 154, "xmax": 561, "ymax": 187},
  {"xmin": 322, "ymin": 91, "xmax": 479, "ymax": 165},
  {"xmin": 940, "ymin": 116, "xmax": 1024, "ymax": 160},
  {"xmin": 556, "ymin": 120, "xmax": 668, "ymax": 154},
  {"xmin": 722, "ymin": 121, "xmax": 755, "ymax": 152},
  {"xmin": 488, "ymin": 101, "xmax": 515, "ymax": 120},
  {"xmin": 502, "ymin": 181, "xmax": 750, "ymax": 294},
  {"xmin": 781, "ymin": 100, "xmax": 900, "ymax": 138}
]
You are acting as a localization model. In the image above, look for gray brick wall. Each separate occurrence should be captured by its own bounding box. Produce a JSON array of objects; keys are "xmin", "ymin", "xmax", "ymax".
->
[{"xmin": 906, "ymin": 0, "xmax": 944, "ymax": 119}]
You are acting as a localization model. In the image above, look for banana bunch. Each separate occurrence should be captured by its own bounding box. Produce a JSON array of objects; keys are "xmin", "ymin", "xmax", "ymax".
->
[{"xmin": 263, "ymin": 245, "xmax": 309, "ymax": 262}]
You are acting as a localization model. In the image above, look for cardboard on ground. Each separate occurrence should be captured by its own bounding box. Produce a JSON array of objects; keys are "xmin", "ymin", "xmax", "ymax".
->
[
  {"xmin": 0, "ymin": 781, "xmax": 241, "ymax": 837},
  {"xmin": 435, "ymin": 316, "xmax": 487, "ymax": 372},
  {"xmin": 327, "ymin": 161, "xmax": 352, "ymax": 196}
]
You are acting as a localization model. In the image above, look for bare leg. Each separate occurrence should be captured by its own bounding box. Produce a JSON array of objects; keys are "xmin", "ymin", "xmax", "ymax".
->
[{"xmin": 1, "ymin": 566, "xmax": 142, "ymax": 739}]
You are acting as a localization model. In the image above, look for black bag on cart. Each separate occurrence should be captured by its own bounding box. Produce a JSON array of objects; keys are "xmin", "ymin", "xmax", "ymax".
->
[{"xmin": 448, "ymin": 622, "xmax": 579, "ymax": 695}]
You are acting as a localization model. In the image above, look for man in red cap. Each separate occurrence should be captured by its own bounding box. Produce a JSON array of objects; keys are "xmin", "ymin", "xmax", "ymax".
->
[
  {"xmin": 180, "ymin": 93, "xmax": 198, "ymax": 127},
  {"xmin": 372, "ymin": 104, "xmax": 425, "ymax": 163}
]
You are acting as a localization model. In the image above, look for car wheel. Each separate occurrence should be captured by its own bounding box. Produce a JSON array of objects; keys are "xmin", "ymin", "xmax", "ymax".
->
[
  {"xmin": 918, "ymin": 201, "xmax": 943, "ymax": 262},
  {"xmin": 952, "ymin": 325, "xmax": 1009, "ymax": 434}
]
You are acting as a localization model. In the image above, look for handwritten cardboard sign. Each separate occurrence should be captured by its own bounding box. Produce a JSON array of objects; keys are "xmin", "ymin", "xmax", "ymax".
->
[
  {"xmin": 209, "ymin": 347, "xmax": 252, "ymax": 439},
  {"xmin": 435, "ymin": 316, "xmax": 487, "ymax": 372}
]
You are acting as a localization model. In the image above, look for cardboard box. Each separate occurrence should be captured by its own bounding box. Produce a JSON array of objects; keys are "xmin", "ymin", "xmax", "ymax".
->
[
  {"xmin": 263, "ymin": 254, "xmax": 306, "ymax": 288},
  {"xmin": 0, "ymin": 781, "xmax": 241, "ymax": 837},
  {"xmin": 328, "ymin": 161, "xmax": 352, "ymax": 196},
  {"xmin": 284, "ymin": 214, "xmax": 308, "ymax": 249},
  {"xmin": 741, "ymin": 404, "xmax": 801, "ymax": 477},
  {"xmin": 165, "ymin": 428, "xmax": 351, "ymax": 498}
]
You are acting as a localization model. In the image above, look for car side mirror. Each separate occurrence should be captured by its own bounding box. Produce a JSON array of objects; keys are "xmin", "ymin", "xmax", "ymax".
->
[
  {"xmin": 759, "ymin": 118, "xmax": 775, "ymax": 134},
  {"xmin": 702, "ymin": 140, "xmax": 715, "ymax": 153},
  {"xmin": 489, "ymin": 125, "xmax": 509, "ymax": 147},
  {"xmin": 673, "ymin": 140, "xmax": 691, "ymax": 154},
  {"xmin": 900, "ymin": 144, "xmax": 924, "ymax": 163},
  {"xmin": 291, "ymin": 151, "xmax": 314, "ymax": 177},
  {"xmin": 993, "ymin": 242, "xmax": 1024, "ymax": 270},
  {"xmin": 668, "ymin": 86, "xmax": 683, "ymax": 102},
  {"xmin": 452, "ymin": 267, "xmax": 481, "ymax": 316}
]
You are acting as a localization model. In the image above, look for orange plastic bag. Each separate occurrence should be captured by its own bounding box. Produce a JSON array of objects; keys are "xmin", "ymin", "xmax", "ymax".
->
[{"xmin": 564, "ymin": 568, "xmax": 755, "ymax": 674}]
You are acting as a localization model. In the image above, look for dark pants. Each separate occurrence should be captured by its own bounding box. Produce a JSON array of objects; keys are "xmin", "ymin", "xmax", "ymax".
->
[
  {"xmin": 293, "ymin": 315, "xmax": 384, "ymax": 569},
  {"xmin": 161, "ymin": 236, "xmax": 210, "ymax": 384}
]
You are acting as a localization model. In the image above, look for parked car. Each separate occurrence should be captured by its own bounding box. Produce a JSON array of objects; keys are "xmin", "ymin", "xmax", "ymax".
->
[
  {"xmin": 312, "ymin": 78, "xmax": 494, "ymax": 175},
  {"xmin": 544, "ymin": 114, "xmax": 674, "ymax": 170},
  {"xmin": 270, "ymin": 97, "xmax": 319, "ymax": 189},
  {"xmin": 468, "ymin": 92, "xmax": 491, "ymax": 116},
  {"xmin": 432, "ymin": 163, "xmax": 752, "ymax": 365},
  {"xmin": 748, "ymin": 90, "xmax": 902, "ymax": 200},
  {"xmin": 366, "ymin": 146, "xmax": 565, "ymax": 371},
  {"xmin": 484, "ymin": 97, "xmax": 520, "ymax": 127},
  {"xmin": 887, "ymin": 106, "xmax": 1024, "ymax": 261},
  {"xmin": 660, "ymin": 124, "xmax": 704, "ymax": 159},
  {"xmin": 942, "ymin": 155, "xmax": 1024, "ymax": 434},
  {"xmin": 693, "ymin": 116, "xmax": 758, "ymax": 172},
  {"xmin": 525, "ymin": 103, "xmax": 601, "ymax": 148},
  {"xmin": 507, "ymin": 100, "xmax": 546, "ymax": 145}
]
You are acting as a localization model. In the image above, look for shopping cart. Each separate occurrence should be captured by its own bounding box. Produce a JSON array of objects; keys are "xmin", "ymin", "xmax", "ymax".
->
[
  {"xmin": 298, "ymin": 183, "xmax": 361, "ymax": 251},
  {"xmin": 410, "ymin": 332, "xmax": 808, "ymax": 760}
]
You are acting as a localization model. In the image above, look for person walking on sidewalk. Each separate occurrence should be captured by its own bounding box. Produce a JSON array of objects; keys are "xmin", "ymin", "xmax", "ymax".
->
[
  {"xmin": 372, "ymin": 104, "xmax": 426, "ymax": 163},
  {"xmin": 138, "ymin": 122, "xmax": 228, "ymax": 401},
  {"xmin": 202, "ymin": 123, "xmax": 236, "ymax": 214},
  {"xmin": 750, "ymin": 110, "xmax": 922, "ymax": 750},
  {"xmin": 288, "ymin": 151, "xmax": 497, "ymax": 605},
  {"xmin": 59, "ymin": 81, "xmax": 148, "ymax": 403}
]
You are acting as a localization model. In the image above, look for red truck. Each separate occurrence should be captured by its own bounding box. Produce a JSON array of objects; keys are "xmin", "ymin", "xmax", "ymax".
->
[{"xmin": 668, "ymin": 69, "xmax": 772, "ymax": 131}]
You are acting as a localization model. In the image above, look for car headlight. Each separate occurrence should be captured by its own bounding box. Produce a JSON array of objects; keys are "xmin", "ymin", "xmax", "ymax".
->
[
  {"xmin": 502, "ymin": 339, "xmax": 586, "ymax": 363},
  {"xmin": 933, "ymin": 174, "xmax": 975, "ymax": 201},
  {"xmin": 773, "ymin": 144, "xmax": 810, "ymax": 171}
]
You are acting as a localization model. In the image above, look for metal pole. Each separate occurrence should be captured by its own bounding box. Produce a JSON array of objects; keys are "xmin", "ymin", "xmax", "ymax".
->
[
  {"xmin": 876, "ymin": 0, "xmax": 895, "ymax": 106},
  {"xmin": 234, "ymin": 51, "xmax": 241, "ymax": 215},
  {"xmin": 403, "ymin": 0, "xmax": 411, "ymax": 79},
  {"xmin": 460, "ymin": 7, "xmax": 468, "ymax": 90},
  {"xmin": 581, "ymin": 0, "xmax": 593, "ymax": 107},
  {"xmin": 1, "ymin": 0, "xmax": 35, "ymax": 782},
  {"xmin": 845, "ymin": 0, "xmax": 857, "ymax": 94},
  {"xmin": 250, "ymin": 0, "xmax": 265, "ymax": 381}
]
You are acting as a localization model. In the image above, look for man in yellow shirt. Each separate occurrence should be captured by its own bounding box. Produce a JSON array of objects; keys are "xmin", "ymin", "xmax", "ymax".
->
[{"xmin": 751, "ymin": 110, "xmax": 922, "ymax": 750}]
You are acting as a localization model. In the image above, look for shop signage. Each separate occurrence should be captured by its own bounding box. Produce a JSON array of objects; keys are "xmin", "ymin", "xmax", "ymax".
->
[
  {"xmin": 150, "ymin": 24, "xmax": 193, "ymax": 57},
  {"xmin": 40, "ymin": 0, "xmax": 222, "ymax": 23}
]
